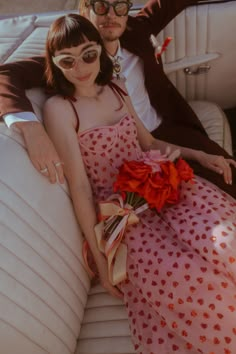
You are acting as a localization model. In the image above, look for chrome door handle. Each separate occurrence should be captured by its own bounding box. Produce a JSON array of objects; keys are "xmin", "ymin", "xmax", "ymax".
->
[{"xmin": 184, "ymin": 64, "xmax": 211, "ymax": 75}]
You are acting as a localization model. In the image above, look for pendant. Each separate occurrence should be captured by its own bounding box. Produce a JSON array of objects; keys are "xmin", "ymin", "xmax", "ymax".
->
[{"xmin": 113, "ymin": 58, "xmax": 121, "ymax": 79}]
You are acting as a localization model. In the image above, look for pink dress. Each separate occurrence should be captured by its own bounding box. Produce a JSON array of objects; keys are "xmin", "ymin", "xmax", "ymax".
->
[{"xmin": 78, "ymin": 114, "xmax": 236, "ymax": 354}]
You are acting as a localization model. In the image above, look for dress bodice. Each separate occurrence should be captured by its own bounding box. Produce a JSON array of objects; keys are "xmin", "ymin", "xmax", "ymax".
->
[{"xmin": 78, "ymin": 115, "xmax": 142, "ymax": 201}]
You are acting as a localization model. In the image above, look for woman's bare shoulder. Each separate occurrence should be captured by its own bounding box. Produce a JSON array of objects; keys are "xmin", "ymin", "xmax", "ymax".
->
[
  {"xmin": 44, "ymin": 95, "xmax": 72, "ymax": 118},
  {"xmin": 44, "ymin": 95, "xmax": 71, "ymax": 125},
  {"xmin": 44, "ymin": 94, "xmax": 76, "ymax": 129},
  {"xmin": 44, "ymin": 94, "xmax": 65, "ymax": 109}
]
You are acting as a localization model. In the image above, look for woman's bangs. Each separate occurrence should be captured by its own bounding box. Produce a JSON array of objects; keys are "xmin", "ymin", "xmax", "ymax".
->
[
  {"xmin": 50, "ymin": 28, "xmax": 86, "ymax": 53},
  {"xmin": 48, "ymin": 14, "xmax": 102, "ymax": 55}
]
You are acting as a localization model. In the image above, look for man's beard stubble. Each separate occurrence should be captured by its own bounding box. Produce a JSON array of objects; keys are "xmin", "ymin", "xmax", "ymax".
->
[{"xmin": 98, "ymin": 22, "xmax": 125, "ymax": 42}]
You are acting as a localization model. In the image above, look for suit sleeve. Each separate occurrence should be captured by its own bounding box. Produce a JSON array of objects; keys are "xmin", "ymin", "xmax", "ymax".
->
[
  {"xmin": 136, "ymin": 0, "xmax": 204, "ymax": 36},
  {"xmin": 0, "ymin": 56, "xmax": 46, "ymax": 119}
]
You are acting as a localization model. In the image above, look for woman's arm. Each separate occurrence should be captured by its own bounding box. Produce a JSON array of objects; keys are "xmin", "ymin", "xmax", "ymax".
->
[
  {"xmin": 122, "ymin": 84, "xmax": 236, "ymax": 185},
  {"xmin": 43, "ymin": 96, "xmax": 122, "ymax": 298}
]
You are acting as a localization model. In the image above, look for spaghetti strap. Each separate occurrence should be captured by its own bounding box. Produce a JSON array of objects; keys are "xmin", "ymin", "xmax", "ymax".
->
[
  {"xmin": 64, "ymin": 97, "xmax": 80, "ymax": 132},
  {"xmin": 109, "ymin": 81, "xmax": 128, "ymax": 100},
  {"xmin": 64, "ymin": 81, "xmax": 127, "ymax": 129},
  {"xmin": 109, "ymin": 81, "xmax": 128, "ymax": 111}
]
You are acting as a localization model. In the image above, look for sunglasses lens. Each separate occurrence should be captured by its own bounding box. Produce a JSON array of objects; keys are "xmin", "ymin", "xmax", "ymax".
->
[
  {"xmin": 114, "ymin": 2, "xmax": 129, "ymax": 15},
  {"xmin": 58, "ymin": 57, "xmax": 76, "ymax": 69},
  {"xmin": 83, "ymin": 49, "xmax": 99, "ymax": 63},
  {"xmin": 91, "ymin": 1, "xmax": 130, "ymax": 16},
  {"xmin": 93, "ymin": 1, "xmax": 109, "ymax": 15}
]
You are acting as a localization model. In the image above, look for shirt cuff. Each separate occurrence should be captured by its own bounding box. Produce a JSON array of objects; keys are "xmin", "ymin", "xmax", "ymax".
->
[{"xmin": 3, "ymin": 112, "xmax": 39, "ymax": 128}]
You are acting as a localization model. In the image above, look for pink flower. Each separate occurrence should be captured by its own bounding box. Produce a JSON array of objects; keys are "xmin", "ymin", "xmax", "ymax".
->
[{"xmin": 138, "ymin": 150, "xmax": 168, "ymax": 172}]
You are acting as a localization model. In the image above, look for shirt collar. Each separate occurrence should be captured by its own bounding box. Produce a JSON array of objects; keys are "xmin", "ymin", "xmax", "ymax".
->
[
  {"xmin": 107, "ymin": 41, "xmax": 123, "ymax": 61},
  {"xmin": 115, "ymin": 42, "xmax": 123, "ymax": 61}
]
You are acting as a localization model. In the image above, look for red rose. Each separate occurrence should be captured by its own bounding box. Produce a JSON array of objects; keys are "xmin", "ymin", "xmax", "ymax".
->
[
  {"xmin": 159, "ymin": 161, "xmax": 180, "ymax": 190},
  {"xmin": 113, "ymin": 160, "xmax": 152, "ymax": 194},
  {"xmin": 113, "ymin": 157, "xmax": 194, "ymax": 213},
  {"xmin": 176, "ymin": 158, "xmax": 194, "ymax": 182}
]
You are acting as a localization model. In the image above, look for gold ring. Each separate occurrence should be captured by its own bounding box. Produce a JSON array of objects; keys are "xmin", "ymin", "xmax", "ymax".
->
[
  {"xmin": 54, "ymin": 161, "xmax": 62, "ymax": 167},
  {"xmin": 40, "ymin": 167, "xmax": 48, "ymax": 174}
]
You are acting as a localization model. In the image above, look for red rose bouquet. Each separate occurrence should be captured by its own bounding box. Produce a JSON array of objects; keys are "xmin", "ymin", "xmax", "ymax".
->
[
  {"xmin": 113, "ymin": 150, "xmax": 194, "ymax": 212},
  {"xmin": 83, "ymin": 151, "xmax": 194, "ymax": 285}
]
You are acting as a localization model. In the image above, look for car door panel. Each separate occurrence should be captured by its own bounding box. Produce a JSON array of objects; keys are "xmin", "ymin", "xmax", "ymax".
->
[{"xmin": 157, "ymin": 0, "xmax": 236, "ymax": 109}]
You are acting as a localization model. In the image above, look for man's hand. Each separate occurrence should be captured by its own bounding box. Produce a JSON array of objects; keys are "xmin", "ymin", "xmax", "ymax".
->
[
  {"xmin": 15, "ymin": 121, "xmax": 65, "ymax": 184},
  {"xmin": 197, "ymin": 151, "xmax": 236, "ymax": 185}
]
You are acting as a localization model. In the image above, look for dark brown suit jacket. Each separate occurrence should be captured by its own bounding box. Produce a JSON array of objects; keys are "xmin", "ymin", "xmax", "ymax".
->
[{"xmin": 0, "ymin": 0, "xmax": 235, "ymax": 196}]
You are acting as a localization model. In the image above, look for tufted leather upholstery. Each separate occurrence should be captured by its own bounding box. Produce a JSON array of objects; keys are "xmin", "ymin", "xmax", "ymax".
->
[
  {"xmin": 77, "ymin": 285, "xmax": 134, "ymax": 354},
  {"xmin": 0, "ymin": 121, "xmax": 90, "ymax": 354},
  {"xmin": 188, "ymin": 101, "xmax": 232, "ymax": 156}
]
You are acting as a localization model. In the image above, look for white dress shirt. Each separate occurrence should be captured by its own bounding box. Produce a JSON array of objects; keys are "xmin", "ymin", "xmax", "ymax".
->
[
  {"xmin": 4, "ymin": 111, "xmax": 38, "ymax": 127},
  {"xmin": 4, "ymin": 43, "xmax": 162, "ymax": 132},
  {"xmin": 115, "ymin": 45, "xmax": 162, "ymax": 131}
]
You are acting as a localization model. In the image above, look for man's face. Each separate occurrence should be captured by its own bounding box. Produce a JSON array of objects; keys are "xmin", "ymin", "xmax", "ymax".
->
[{"xmin": 83, "ymin": 0, "xmax": 130, "ymax": 42}]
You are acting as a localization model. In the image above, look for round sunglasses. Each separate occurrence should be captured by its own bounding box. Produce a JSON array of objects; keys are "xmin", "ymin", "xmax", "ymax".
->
[
  {"xmin": 52, "ymin": 45, "xmax": 102, "ymax": 70},
  {"xmin": 89, "ymin": 0, "xmax": 133, "ymax": 16}
]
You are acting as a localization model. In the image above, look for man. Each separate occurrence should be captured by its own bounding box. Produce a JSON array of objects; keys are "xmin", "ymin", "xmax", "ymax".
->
[{"xmin": 0, "ymin": 0, "xmax": 235, "ymax": 197}]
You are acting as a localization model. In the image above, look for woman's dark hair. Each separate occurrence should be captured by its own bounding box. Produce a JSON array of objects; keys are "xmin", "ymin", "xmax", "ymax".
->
[{"xmin": 45, "ymin": 14, "xmax": 113, "ymax": 96}]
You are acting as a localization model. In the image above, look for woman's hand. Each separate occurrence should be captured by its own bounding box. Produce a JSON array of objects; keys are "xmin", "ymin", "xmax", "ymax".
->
[
  {"xmin": 96, "ymin": 253, "xmax": 123, "ymax": 299},
  {"xmin": 197, "ymin": 151, "xmax": 236, "ymax": 185},
  {"xmin": 16, "ymin": 121, "xmax": 65, "ymax": 184},
  {"xmin": 164, "ymin": 146, "xmax": 181, "ymax": 161}
]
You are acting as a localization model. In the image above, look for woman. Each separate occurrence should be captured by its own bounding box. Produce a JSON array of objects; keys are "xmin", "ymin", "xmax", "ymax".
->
[{"xmin": 43, "ymin": 14, "xmax": 236, "ymax": 354}]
